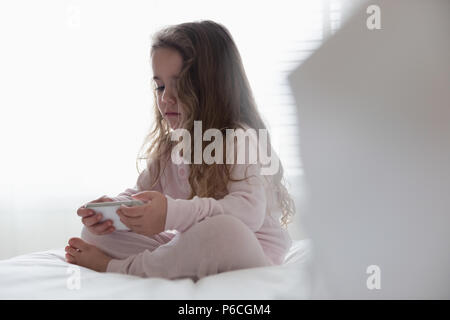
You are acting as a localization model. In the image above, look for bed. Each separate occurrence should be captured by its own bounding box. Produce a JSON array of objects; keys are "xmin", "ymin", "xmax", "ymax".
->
[{"xmin": 0, "ymin": 239, "xmax": 312, "ymax": 299}]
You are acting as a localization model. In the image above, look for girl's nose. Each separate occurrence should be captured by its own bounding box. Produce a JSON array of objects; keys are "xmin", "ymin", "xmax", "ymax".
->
[{"xmin": 161, "ymin": 88, "xmax": 177, "ymax": 104}]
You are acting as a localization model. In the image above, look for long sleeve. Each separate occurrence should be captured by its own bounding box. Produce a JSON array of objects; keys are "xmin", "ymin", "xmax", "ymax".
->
[{"xmin": 164, "ymin": 161, "xmax": 268, "ymax": 233}]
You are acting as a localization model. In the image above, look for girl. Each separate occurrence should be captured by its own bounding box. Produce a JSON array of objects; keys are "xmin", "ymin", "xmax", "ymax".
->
[{"xmin": 66, "ymin": 20, "xmax": 295, "ymax": 280}]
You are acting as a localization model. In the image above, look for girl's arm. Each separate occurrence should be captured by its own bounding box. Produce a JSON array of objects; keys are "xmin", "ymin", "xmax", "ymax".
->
[
  {"xmin": 165, "ymin": 161, "xmax": 268, "ymax": 233},
  {"xmin": 164, "ymin": 131, "xmax": 271, "ymax": 233}
]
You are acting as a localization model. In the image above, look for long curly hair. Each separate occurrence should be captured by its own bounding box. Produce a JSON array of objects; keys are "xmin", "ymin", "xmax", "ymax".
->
[{"xmin": 136, "ymin": 20, "xmax": 295, "ymax": 227}]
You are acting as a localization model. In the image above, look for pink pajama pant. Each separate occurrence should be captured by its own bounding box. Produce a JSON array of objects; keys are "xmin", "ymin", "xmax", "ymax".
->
[{"xmin": 81, "ymin": 215, "xmax": 272, "ymax": 280}]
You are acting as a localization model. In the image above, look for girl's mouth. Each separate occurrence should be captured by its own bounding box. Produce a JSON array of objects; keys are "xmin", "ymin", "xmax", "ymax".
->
[{"xmin": 165, "ymin": 112, "xmax": 181, "ymax": 116}]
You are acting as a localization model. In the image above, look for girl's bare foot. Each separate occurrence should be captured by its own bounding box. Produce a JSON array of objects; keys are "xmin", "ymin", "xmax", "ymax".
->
[{"xmin": 65, "ymin": 237, "xmax": 112, "ymax": 272}]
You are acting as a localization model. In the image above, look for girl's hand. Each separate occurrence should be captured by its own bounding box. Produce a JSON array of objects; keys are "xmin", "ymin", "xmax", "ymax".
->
[
  {"xmin": 77, "ymin": 195, "xmax": 116, "ymax": 235},
  {"xmin": 116, "ymin": 191, "xmax": 168, "ymax": 237}
]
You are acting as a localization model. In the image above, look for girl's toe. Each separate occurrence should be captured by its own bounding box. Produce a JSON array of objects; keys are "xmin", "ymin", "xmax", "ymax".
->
[
  {"xmin": 66, "ymin": 246, "xmax": 80, "ymax": 256},
  {"xmin": 65, "ymin": 253, "xmax": 76, "ymax": 263},
  {"xmin": 68, "ymin": 237, "xmax": 89, "ymax": 251}
]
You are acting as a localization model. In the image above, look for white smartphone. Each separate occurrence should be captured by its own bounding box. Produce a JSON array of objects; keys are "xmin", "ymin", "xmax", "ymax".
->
[{"xmin": 84, "ymin": 200, "xmax": 145, "ymax": 231}]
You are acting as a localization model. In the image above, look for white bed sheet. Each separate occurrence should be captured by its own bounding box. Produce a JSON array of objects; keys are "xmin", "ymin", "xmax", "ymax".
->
[{"xmin": 0, "ymin": 239, "xmax": 312, "ymax": 299}]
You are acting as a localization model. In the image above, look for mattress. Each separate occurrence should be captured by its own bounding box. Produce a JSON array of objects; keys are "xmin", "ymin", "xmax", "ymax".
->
[{"xmin": 0, "ymin": 239, "xmax": 312, "ymax": 299}]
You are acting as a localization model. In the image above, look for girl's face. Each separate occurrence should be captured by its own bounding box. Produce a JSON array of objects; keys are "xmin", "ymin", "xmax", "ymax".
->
[{"xmin": 151, "ymin": 47, "xmax": 184, "ymax": 130}]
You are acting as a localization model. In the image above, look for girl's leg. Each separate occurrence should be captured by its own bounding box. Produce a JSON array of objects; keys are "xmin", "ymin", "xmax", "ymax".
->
[
  {"xmin": 80, "ymin": 227, "xmax": 176, "ymax": 260},
  {"xmin": 107, "ymin": 215, "xmax": 273, "ymax": 280}
]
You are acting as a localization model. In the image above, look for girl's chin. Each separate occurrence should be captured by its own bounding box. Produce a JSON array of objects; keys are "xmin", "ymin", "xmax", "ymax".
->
[{"xmin": 168, "ymin": 120, "xmax": 181, "ymax": 130}]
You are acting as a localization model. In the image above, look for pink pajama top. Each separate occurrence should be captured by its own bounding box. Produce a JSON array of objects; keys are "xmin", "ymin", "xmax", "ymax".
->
[{"xmin": 111, "ymin": 142, "xmax": 292, "ymax": 266}]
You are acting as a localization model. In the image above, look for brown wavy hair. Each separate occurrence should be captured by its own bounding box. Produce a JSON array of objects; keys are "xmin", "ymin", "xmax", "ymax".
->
[{"xmin": 136, "ymin": 20, "xmax": 295, "ymax": 227}]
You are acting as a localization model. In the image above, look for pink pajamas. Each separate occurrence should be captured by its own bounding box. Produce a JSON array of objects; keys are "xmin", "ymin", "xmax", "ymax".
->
[
  {"xmin": 82, "ymin": 215, "xmax": 272, "ymax": 280},
  {"xmin": 82, "ymin": 138, "xmax": 292, "ymax": 280}
]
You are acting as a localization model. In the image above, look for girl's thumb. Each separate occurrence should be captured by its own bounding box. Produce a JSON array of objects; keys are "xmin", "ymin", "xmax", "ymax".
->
[{"xmin": 131, "ymin": 191, "xmax": 156, "ymax": 201}]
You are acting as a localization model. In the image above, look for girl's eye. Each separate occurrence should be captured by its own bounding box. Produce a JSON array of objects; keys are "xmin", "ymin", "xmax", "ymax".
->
[{"xmin": 155, "ymin": 86, "xmax": 164, "ymax": 92}]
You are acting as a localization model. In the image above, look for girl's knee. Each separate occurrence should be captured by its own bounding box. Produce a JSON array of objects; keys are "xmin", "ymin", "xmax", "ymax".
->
[
  {"xmin": 204, "ymin": 215, "xmax": 251, "ymax": 237},
  {"xmin": 198, "ymin": 215, "xmax": 269, "ymax": 268},
  {"xmin": 196, "ymin": 215, "xmax": 256, "ymax": 246}
]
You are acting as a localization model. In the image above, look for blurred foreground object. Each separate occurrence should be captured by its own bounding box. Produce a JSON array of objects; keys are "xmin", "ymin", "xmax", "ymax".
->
[{"xmin": 289, "ymin": 0, "xmax": 450, "ymax": 299}]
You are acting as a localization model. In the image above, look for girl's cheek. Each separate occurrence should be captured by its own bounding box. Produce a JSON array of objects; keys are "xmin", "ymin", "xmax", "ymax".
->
[{"xmin": 156, "ymin": 99, "xmax": 164, "ymax": 113}]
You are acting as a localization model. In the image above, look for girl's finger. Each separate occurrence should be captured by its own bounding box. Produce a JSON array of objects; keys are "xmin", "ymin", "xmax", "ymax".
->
[
  {"xmin": 99, "ymin": 226, "xmax": 115, "ymax": 235},
  {"xmin": 118, "ymin": 205, "xmax": 144, "ymax": 218},
  {"xmin": 91, "ymin": 220, "xmax": 114, "ymax": 234},
  {"xmin": 78, "ymin": 196, "xmax": 111, "ymax": 216},
  {"xmin": 117, "ymin": 214, "xmax": 140, "ymax": 229},
  {"xmin": 82, "ymin": 213, "xmax": 103, "ymax": 227},
  {"xmin": 118, "ymin": 214, "xmax": 130, "ymax": 228},
  {"xmin": 77, "ymin": 207, "xmax": 95, "ymax": 218}
]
